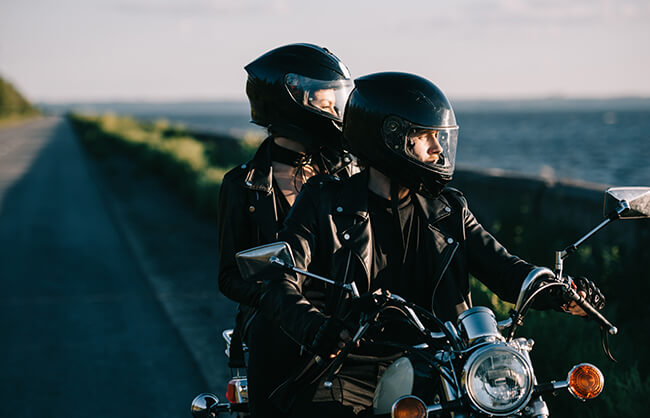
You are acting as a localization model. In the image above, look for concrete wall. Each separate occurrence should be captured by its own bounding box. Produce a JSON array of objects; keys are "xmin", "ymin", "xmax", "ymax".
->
[{"xmin": 449, "ymin": 167, "xmax": 650, "ymax": 269}]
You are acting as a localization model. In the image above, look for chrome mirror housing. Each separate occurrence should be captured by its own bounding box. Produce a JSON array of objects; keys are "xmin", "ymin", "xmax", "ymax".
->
[
  {"xmin": 604, "ymin": 187, "xmax": 650, "ymax": 219},
  {"xmin": 235, "ymin": 241, "xmax": 296, "ymax": 280},
  {"xmin": 191, "ymin": 393, "xmax": 219, "ymax": 418}
]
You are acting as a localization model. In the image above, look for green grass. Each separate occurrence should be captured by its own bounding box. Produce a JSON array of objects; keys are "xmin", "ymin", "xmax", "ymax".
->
[{"xmin": 68, "ymin": 113, "xmax": 259, "ymax": 219}]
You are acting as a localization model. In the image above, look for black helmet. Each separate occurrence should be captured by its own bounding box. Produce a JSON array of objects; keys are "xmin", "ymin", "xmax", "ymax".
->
[
  {"xmin": 245, "ymin": 43, "xmax": 353, "ymax": 150},
  {"xmin": 342, "ymin": 72, "xmax": 459, "ymax": 197}
]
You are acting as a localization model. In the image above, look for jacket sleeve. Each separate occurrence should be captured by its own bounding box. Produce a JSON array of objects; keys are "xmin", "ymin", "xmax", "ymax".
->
[
  {"xmin": 258, "ymin": 183, "xmax": 328, "ymax": 347},
  {"xmin": 217, "ymin": 175, "xmax": 263, "ymax": 307},
  {"xmin": 461, "ymin": 195, "xmax": 535, "ymax": 304}
]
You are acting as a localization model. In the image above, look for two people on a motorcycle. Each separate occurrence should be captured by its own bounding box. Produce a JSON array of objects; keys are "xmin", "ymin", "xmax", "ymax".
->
[{"xmin": 219, "ymin": 44, "xmax": 605, "ymax": 417}]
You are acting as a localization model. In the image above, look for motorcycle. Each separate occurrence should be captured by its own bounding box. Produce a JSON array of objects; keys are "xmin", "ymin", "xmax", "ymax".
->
[{"xmin": 191, "ymin": 186, "xmax": 650, "ymax": 417}]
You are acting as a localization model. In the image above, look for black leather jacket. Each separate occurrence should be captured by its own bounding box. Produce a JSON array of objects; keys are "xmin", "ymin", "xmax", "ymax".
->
[
  {"xmin": 259, "ymin": 170, "xmax": 537, "ymax": 348},
  {"xmin": 218, "ymin": 137, "xmax": 356, "ymax": 331}
]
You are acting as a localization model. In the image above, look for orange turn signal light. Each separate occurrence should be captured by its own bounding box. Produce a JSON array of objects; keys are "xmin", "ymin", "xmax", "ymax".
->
[
  {"xmin": 391, "ymin": 395, "xmax": 427, "ymax": 418},
  {"xmin": 568, "ymin": 363, "xmax": 604, "ymax": 400}
]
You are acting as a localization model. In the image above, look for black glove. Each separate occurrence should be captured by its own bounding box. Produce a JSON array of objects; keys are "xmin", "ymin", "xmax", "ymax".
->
[
  {"xmin": 571, "ymin": 276, "xmax": 606, "ymax": 311},
  {"xmin": 310, "ymin": 318, "xmax": 350, "ymax": 358}
]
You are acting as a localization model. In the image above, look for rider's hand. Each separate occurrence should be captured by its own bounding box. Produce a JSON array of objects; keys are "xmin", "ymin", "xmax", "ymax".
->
[
  {"xmin": 564, "ymin": 276, "xmax": 606, "ymax": 316},
  {"xmin": 310, "ymin": 318, "xmax": 352, "ymax": 359}
]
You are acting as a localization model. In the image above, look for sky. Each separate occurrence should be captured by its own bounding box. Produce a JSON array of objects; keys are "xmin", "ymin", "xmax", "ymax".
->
[{"xmin": 1, "ymin": 0, "xmax": 649, "ymax": 103}]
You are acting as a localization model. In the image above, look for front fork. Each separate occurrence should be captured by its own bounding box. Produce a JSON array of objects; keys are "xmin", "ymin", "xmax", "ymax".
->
[{"xmin": 519, "ymin": 346, "xmax": 549, "ymax": 418}]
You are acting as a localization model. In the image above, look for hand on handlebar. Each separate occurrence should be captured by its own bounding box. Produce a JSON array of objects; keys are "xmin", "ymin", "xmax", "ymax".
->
[
  {"xmin": 563, "ymin": 276, "xmax": 606, "ymax": 316},
  {"xmin": 311, "ymin": 318, "xmax": 355, "ymax": 360}
]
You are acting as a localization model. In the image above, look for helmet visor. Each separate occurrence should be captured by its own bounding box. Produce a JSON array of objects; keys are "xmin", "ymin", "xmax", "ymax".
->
[
  {"xmin": 384, "ymin": 118, "xmax": 459, "ymax": 177},
  {"xmin": 284, "ymin": 73, "xmax": 354, "ymax": 123}
]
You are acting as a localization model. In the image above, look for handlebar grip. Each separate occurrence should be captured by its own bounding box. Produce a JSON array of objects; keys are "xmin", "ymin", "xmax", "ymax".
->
[{"xmin": 568, "ymin": 289, "xmax": 618, "ymax": 335}]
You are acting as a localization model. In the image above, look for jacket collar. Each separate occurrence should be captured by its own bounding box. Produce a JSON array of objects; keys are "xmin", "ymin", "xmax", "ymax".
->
[
  {"xmin": 414, "ymin": 192, "xmax": 454, "ymax": 226},
  {"xmin": 243, "ymin": 137, "xmax": 274, "ymax": 195},
  {"xmin": 334, "ymin": 170, "xmax": 453, "ymax": 225}
]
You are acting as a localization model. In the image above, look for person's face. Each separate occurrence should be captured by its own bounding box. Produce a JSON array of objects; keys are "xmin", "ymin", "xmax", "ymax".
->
[
  {"xmin": 407, "ymin": 129, "xmax": 443, "ymax": 164},
  {"xmin": 308, "ymin": 88, "xmax": 338, "ymax": 118}
]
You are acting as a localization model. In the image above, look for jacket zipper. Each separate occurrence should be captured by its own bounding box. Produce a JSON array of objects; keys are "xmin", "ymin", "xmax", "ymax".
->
[{"xmin": 430, "ymin": 241, "xmax": 459, "ymax": 316}]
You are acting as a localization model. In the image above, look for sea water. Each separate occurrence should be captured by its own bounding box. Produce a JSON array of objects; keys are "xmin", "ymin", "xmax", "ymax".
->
[{"xmin": 129, "ymin": 108, "xmax": 650, "ymax": 186}]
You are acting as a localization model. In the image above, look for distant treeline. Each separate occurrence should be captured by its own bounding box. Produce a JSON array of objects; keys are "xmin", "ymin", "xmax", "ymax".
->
[
  {"xmin": 0, "ymin": 76, "xmax": 39, "ymax": 121},
  {"xmin": 41, "ymin": 96, "xmax": 650, "ymax": 117}
]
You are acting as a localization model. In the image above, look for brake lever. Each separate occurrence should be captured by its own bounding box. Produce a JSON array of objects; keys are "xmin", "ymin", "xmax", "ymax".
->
[
  {"xmin": 563, "ymin": 286, "xmax": 618, "ymax": 362},
  {"xmin": 600, "ymin": 325, "xmax": 617, "ymax": 363},
  {"xmin": 565, "ymin": 287, "xmax": 618, "ymax": 336}
]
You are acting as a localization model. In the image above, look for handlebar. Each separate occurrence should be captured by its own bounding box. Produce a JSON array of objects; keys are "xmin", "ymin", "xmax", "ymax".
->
[
  {"xmin": 319, "ymin": 290, "xmax": 449, "ymax": 388},
  {"xmin": 563, "ymin": 286, "xmax": 618, "ymax": 335}
]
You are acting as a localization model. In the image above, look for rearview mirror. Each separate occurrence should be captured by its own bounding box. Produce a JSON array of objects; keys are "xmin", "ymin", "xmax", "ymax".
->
[
  {"xmin": 604, "ymin": 187, "xmax": 650, "ymax": 219},
  {"xmin": 235, "ymin": 241, "xmax": 295, "ymax": 280}
]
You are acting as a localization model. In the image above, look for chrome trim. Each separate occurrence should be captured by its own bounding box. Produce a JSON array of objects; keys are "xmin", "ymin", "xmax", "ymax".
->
[
  {"xmin": 514, "ymin": 267, "xmax": 555, "ymax": 313},
  {"xmin": 222, "ymin": 328, "xmax": 248, "ymax": 358},
  {"xmin": 406, "ymin": 306, "xmax": 426, "ymax": 332},
  {"xmin": 457, "ymin": 307, "xmax": 503, "ymax": 344},
  {"xmin": 191, "ymin": 393, "xmax": 228, "ymax": 417},
  {"xmin": 552, "ymin": 380, "xmax": 569, "ymax": 391},
  {"xmin": 222, "ymin": 329, "xmax": 233, "ymax": 345},
  {"xmin": 426, "ymin": 403, "xmax": 444, "ymax": 414},
  {"xmin": 229, "ymin": 377, "xmax": 249, "ymax": 404},
  {"xmin": 524, "ymin": 396, "xmax": 550, "ymax": 418},
  {"xmin": 462, "ymin": 344, "xmax": 534, "ymax": 416},
  {"xmin": 497, "ymin": 317, "xmax": 513, "ymax": 330}
]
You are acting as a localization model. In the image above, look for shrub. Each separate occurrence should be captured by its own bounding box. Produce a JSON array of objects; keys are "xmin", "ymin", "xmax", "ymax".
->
[{"xmin": 69, "ymin": 113, "xmax": 255, "ymax": 219}]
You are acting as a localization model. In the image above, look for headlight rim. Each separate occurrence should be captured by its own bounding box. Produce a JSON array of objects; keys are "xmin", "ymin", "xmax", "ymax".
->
[{"xmin": 462, "ymin": 343, "xmax": 534, "ymax": 416}]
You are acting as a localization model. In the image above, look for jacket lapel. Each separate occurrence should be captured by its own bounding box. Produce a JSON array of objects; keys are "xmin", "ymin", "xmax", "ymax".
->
[
  {"xmin": 242, "ymin": 138, "xmax": 279, "ymax": 242},
  {"xmin": 415, "ymin": 193, "xmax": 461, "ymax": 304},
  {"xmin": 331, "ymin": 171, "xmax": 373, "ymax": 291}
]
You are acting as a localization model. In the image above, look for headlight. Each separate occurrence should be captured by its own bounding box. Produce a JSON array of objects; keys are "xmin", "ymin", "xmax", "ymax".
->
[{"xmin": 463, "ymin": 345, "xmax": 533, "ymax": 416}]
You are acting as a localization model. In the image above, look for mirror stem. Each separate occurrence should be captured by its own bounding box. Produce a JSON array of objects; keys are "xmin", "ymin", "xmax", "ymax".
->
[
  {"xmin": 555, "ymin": 200, "xmax": 630, "ymax": 278},
  {"xmin": 270, "ymin": 256, "xmax": 359, "ymax": 297}
]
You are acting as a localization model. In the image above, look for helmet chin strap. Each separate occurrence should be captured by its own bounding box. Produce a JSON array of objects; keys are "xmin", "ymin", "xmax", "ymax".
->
[
  {"xmin": 270, "ymin": 139, "xmax": 320, "ymax": 193},
  {"xmin": 270, "ymin": 139, "xmax": 313, "ymax": 168}
]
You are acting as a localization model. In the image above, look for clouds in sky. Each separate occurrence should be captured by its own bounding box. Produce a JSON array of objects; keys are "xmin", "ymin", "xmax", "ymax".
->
[
  {"xmin": 111, "ymin": 0, "xmax": 289, "ymax": 18},
  {"xmin": 0, "ymin": 0, "xmax": 648, "ymax": 101}
]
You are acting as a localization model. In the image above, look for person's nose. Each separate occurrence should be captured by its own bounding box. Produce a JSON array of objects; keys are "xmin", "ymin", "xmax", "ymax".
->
[
  {"xmin": 428, "ymin": 134, "xmax": 443, "ymax": 155},
  {"xmin": 325, "ymin": 103, "xmax": 336, "ymax": 115}
]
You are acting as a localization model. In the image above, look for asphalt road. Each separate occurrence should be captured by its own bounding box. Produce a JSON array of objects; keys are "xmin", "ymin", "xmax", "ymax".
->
[{"xmin": 0, "ymin": 118, "xmax": 208, "ymax": 417}]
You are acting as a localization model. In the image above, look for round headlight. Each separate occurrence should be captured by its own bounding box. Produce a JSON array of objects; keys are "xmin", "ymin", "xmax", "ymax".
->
[{"xmin": 463, "ymin": 345, "xmax": 533, "ymax": 416}]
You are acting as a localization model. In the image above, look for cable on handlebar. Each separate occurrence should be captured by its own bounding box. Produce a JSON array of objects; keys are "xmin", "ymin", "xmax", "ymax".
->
[{"xmin": 508, "ymin": 282, "xmax": 566, "ymax": 341}]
